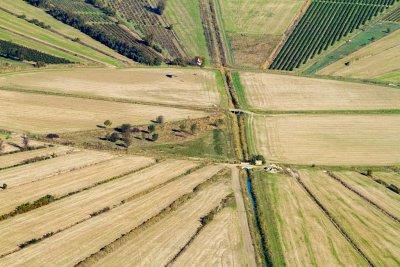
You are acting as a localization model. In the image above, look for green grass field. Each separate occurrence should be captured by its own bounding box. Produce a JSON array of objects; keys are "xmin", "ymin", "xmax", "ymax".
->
[{"xmin": 165, "ymin": 0, "xmax": 209, "ymax": 61}]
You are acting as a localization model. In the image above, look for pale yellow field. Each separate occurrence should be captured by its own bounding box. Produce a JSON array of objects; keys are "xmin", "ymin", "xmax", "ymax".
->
[
  {"xmin": 261, "ymin": 173, "xmax": 366, "ymax": 266},
  {"xmin": 0, "ymin": 160, "xmax": 198, "ymax": 255},
  {"xmin": 174, "ymin": 208, "xmax": 248, "ymax": 267},
  {"xmin": 0, "ymin": 146, "xmax": 72, "ymax": 169},
  {"xmin": 0, "ymin": 156, "xmax": 154, "ymax": 215},
  {"xmin": 0, "ymin": 165, "xmax": 223, "ymax": 265},
  {"xmin": 299, "ymin": 169, "xmax": 400, "ymax": 267},
  {"xmin": 374, "ymin": 172, "xmax": 400, "ymax": 188},
  {"xmin": 0, "ymin": 150, "xmax": 114, "ymax": 188},
  {"xmin": 240, "ymin": 72, "xmax": 400, "ymax": 111},
  {"xmin": 0, "ymin": 90, "xmax": 209, "ymax": 133},
  {"xmin": 333, "ymin": 171, "xmax": 400, "ymax": 219},
  {"xmin": 0, "ymin": 68, "xmax": 221, "ymax": 108},
  {"xmin": 91, "ymin": 179, "xmax": 232, "ymax": 266},
  {"xmin": 220, "ymin": 0, "xmax": 304, "ymax": 35},
  {"xmin": 252, "ymin": 115, "xmax": 400, "ymax": 165},
  {"xmin": 317, "ymin": 30, "xmax": 400, "ymax": 83}
]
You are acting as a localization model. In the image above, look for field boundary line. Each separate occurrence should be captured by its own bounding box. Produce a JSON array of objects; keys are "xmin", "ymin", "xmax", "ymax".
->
[
  {"xmin": 326, "ymin": 171, "xmax": 400, "ymax": 223},
  {"xmin": 287, "ymin": 168, "xmax": 376, "ymax": 267},
  {"xmin": 74, "ymin": 168, "xmax": 229, "ymax": 266},
  {"xmin": 247, "ymin": 108, "xmax": 400, "ymax": 116},
  {"xmin": 0, "ymin": 163, "xmax": 203, "ymax": 258},
  {"xmin": 0, "ymin": 86, "xmax": 219, "ymax": 113}
]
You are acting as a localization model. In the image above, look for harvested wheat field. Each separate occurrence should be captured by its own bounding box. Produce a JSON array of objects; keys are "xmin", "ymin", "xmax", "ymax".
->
[
  {"xmin": 332, "ymin": 171, "xmax": 400, "ymax": 219},
  {"xmin": 0, "ymin": 165, "xmax": 224, "ymax": 265},
  {"xmin": 0, "ymin": 155, "xmax": 155, "ymax": 215},
  {"xmin": 0, "ymin": 150, "xmax": 114, "ymax": 188},
  {"xmin": 0, "ymin": 160, "xmax": 198, "ymax": 256},
  {"xmin": 299, "ymin": 169, "xmax": 400, "ymax": 267},
  {"xmin": 374, "ymin": 172, "xmax": 400, "ymax": 188},
  {"xmin": 173, "ymin": 208, "xmax": 247, "ymax": 267},
  {"xmin": 253, "ymin": 172, "xmax": 366, "ymax": 266},
  {"xmin": 84, "ymin": 177, "xmax": 233, "ymax": 266},
  {"xmin": 0, "ymin": 145, "xmax": 72, "ymax": 170},
  {"xmin": 317, "ymin": 30, "xmax": 400, "ymax": 84},
  {"xmin": 251, "ymin": 114, "xmax": 400, "ymax": 165},
  {"xmin": 240, "ymin": 72, "xmax": 400, "ymax": 111},
  {"xmin": 0, "ymin": 90, "xmax": 208, "ymax": 133},
  {"xmin": 0, "ymin": 68, "xmax": 221, "ymax": 108}
]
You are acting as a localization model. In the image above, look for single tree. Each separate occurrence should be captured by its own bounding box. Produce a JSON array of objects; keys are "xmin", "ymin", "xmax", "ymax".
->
[
  {"xmin": 179, "ymin": 122, "xmax": 187, "ymax": 132},
  {"xmin": 190, "ymin": 123, "xmax": 198, "ymax": 134},
  {"xmin": 366, "ymin": 169, "xmax": 373, "ymax": 177},
  {"xmin": 109, "ymin": 132, "xmax": 120, "ymax": 142},
  {"xmin": 215, "ymin": 118, "xmax": 224, "ymax": 127},
  {"xmin": 152, "ymin": 133, "xmax": 159, "ymax": 141},
  {"xmin": 1, "ymin": 183, "xmax": 7, "ymax": 190},
  {"xmin": 157, "ymin": 0, "xmax": 167, "ymax": 15},
  {"xmin": 156, "ymin": 115, "xmax": 165, "ymax": 124},
  {"xmin": 143, "ymin": 34, "xmax": 154, "ymax": 46},
  {"xmin": 122, "ymin": 132, "xmax": 132, "ymax": 149},
  {"xmin": 104, "ymin": 120, "xmax": 112, "ymax": 128},
  {"xmin": 120, "ymin": 124, "xmax": 132, "ymax": 133},
  {"xmin": 148, "ymin": 124, "xmax": 156, "ymax": 133},
  {"xmin": 22, "ymin": 135, "xmax": 30, "ymax": 150},
  {"xmin": 131, "ymin": 127, "xmax": 140, "ymax": 133}
]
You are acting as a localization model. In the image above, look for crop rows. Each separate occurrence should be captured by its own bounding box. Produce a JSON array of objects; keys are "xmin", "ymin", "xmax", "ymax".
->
[
  {"xmin": 270, "ymin": 0, "xmax": 397, "ymax": 71},
  {"xmin": 107, "ymin": 0, "xmax": 187, "ymax": 59},
  {"xmin": 382, "ymin": 6, "xmax": 400, "ymax": 21}
]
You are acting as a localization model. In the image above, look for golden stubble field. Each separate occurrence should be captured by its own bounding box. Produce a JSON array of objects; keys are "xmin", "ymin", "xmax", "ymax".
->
[
  {"xmin": 0, "ymin": 68, "xmax": 221, "ymax": 108},
  {"xmin": 0, "ymin": 90, "xmax": 209, "ymax": 133},
  {"xmin": 251, "ymin": 114, "xmax": 400, "ymax": 165},
  {"xmin": 240, "ymin": 72, "xmax": 400, "ymax": 111}
]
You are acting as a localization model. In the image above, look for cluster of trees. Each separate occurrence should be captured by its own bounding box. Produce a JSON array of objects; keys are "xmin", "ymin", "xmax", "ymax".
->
[{"xmin": 0, "ymin": 40, "xmax": 72, "ymax": 64}]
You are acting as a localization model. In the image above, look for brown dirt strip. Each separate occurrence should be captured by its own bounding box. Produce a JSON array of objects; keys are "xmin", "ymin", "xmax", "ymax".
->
[
  {"xmin": 0, "ymin": 165, "xmax": 222, "ymax": 266},
  {"xmin": 327, "ymin": 171, "xmax": 400, "ymax": 223},
  {"xmin": 287, "ymin": 169, "xmax": 375, "ymax": 267}
]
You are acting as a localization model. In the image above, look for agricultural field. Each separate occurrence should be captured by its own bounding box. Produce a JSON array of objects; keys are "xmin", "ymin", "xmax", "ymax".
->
[
  {"xmin": 0, "ymin": 0, "xmax": 131, "ymax": 67},
  {"xmin": 106, "ymin": 0, "xmax": 187, "ymax": 59},
  {"xmin": 252, "ymin": 171, "xmax": 366, "ymax": 266},
  {"xmin": 299, "ymin": 169, "xmax": 400, "ymax": 266},
  {"xmin": 317, "ymin": 29, "xmax": 400, "ymax": 84},
  {"xmin": 238, "ymin": 72, "xmax": 400, "ymax": 111},
  {"xmin": 0, "ymin": 68, "xmax": 223, "ymax": 109},
  {"xmin": 270, "ymin": 0, "xmax": 396, "ymax": 71},
  {"xmin": 250, "ymin": 114, "xmax": 400, "ymax": 165},
  {"xmin": 0, "ymin": 152, "xmax": 248, "ymax": 266},
  {"xmin": 164, "ymin": 0, "xmax": 209, "ymax": 60},
  {"xmin": 374, "ymin": 171, "xmax": 400, "ymax": 188},
  {"xmin": 219, "ymin": 0, "xmax": 305, "ymax": 67},
  {"xmin": 0, "ymin": 89, "xmax": 208, "ymax": 133}
]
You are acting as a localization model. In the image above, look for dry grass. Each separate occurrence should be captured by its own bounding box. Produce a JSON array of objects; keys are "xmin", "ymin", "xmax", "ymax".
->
[
  {"xmin": 173, "ymin": 208, "xmax": 247, "ymax": 267},
  {"xmin": 0, "ymin": 155, "xmax": 154, "ymax": 215},
  {"xmin": 256, "ymin": 172, "xmax": 365, "ymax": 266},
  {"xmin": 0, "ymin": 164, "xmax": 223, "ymax": 266},
  {"xmin": 299, "ymin": 169, "xmax": 400, "ymax": 267},
  {"xmin": 0, "ymin": 150, "xmax": 115, "ymax": 188},
  {"xmin": 333, "ymin": 171, "xmax": 400, "ymax": 218},
  {"xmin": 0, "ymin": 160, "xmax": 198, "ymax": 255},
  {"xmin": 0, "ymin": 90, "xmax": 209, "ymax": 133},
  {"xmin": 374, "ymin": 172, "xmax": 400, "ymax": 188},
  {"xmin": 240, "ymin": 72, "xmax": 400, "ymax": 111},
  {"xmin": 0, "ymin": 145, "xmax": 72, "ymax": 169},
  {"xmin": 90, "ymin": 179, "xmax": 231, "ymax": 266},
  {"xmin": 0, "ymin": 68, "xmax": 220, "ymax": 108},
  {"xmin": 252, "ymin": 114, "xmax": 400, "ymax": 165},
  {"xmin": 317, "ymin": 30, "xmax": 400, "ymax": 84}
]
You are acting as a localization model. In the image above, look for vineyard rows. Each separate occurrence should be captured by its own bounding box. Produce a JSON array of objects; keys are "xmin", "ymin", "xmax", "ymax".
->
[
  {"xmin": 270, "ymin": 0, "xmax": 397, "ymax": 71},
  {"xmin": 106, "ymin": 0, "xmax": 187, "ymax": 59},
  {"xmin": 382, "ymin": 6, "xmax": 400, "ymax": 21}
]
